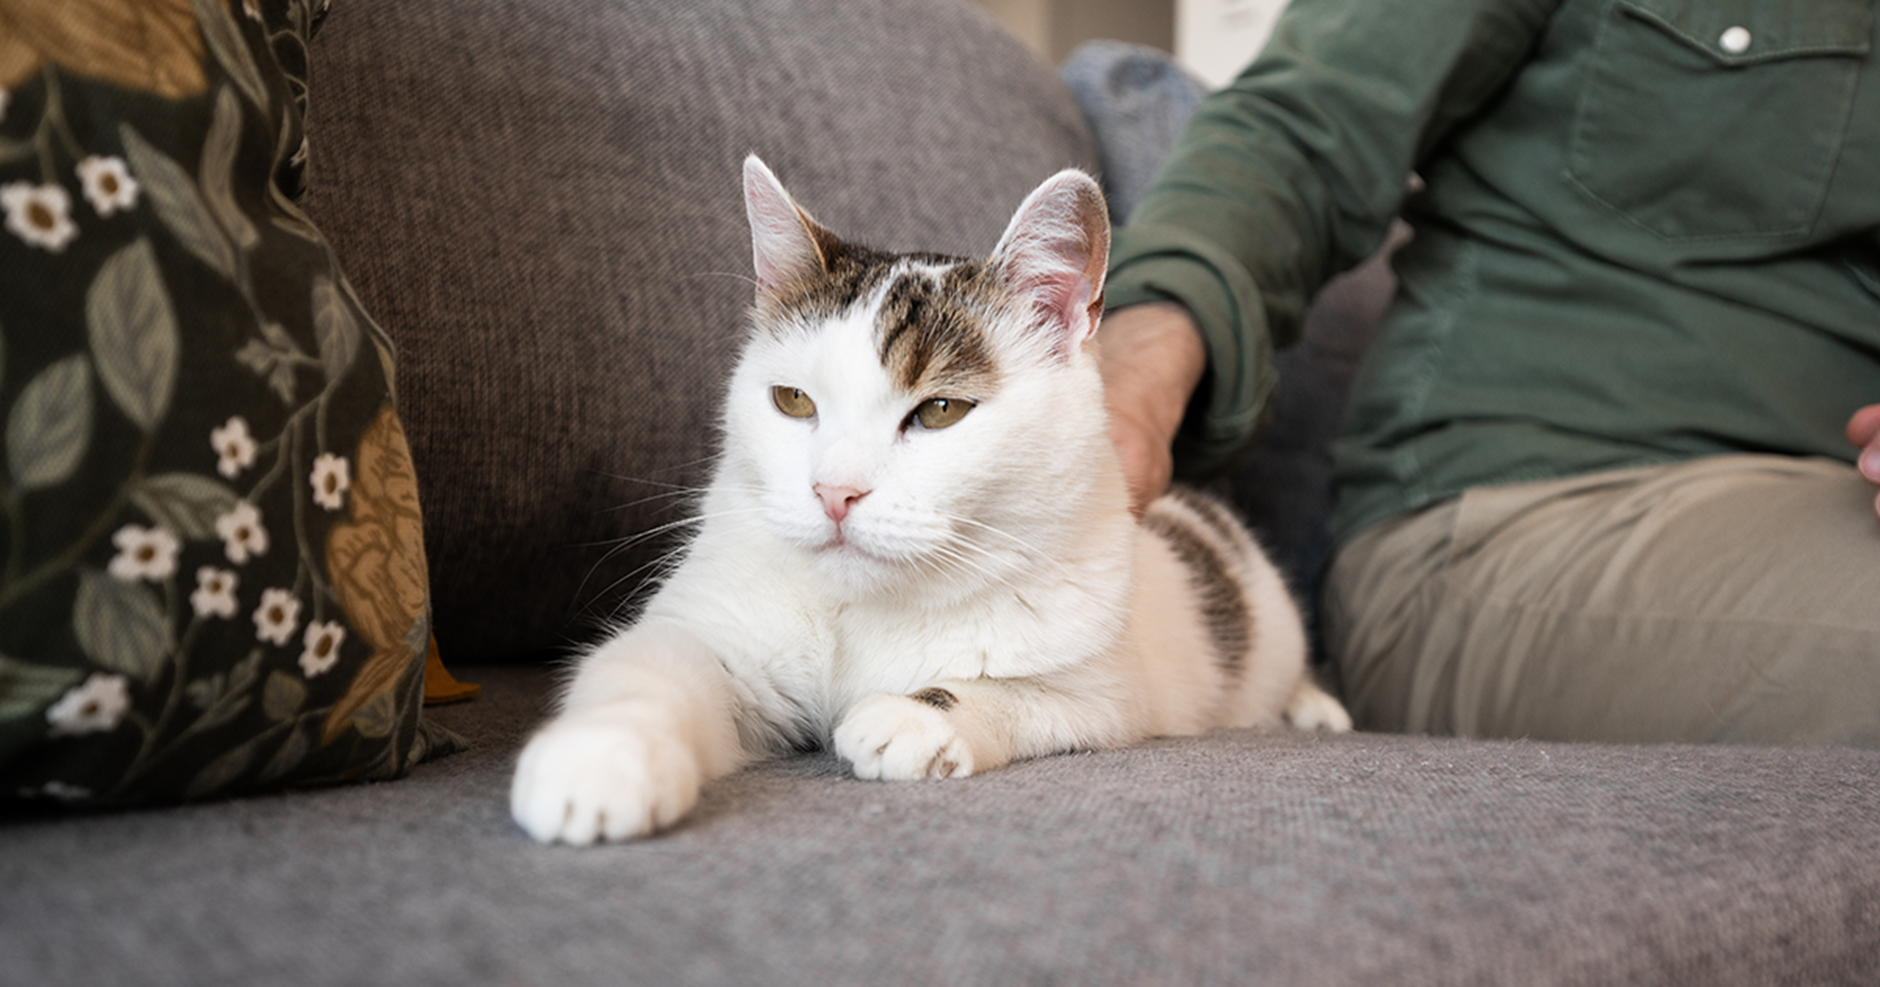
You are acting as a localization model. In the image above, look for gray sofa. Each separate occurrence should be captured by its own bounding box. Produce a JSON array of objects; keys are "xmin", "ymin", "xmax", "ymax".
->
[{"xmin": 6, "ymin": 2, "xmax": 1879, "ymax": 984}]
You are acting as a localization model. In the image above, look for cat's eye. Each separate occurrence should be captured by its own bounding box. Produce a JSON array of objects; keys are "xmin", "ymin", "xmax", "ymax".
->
[
  {"xmin": 772, "ymin": 386, "xmax": 817, "ymax": 419},
  {"xmin": 912, "ymin": 397, "xmax": 975, "ymax": 430}
]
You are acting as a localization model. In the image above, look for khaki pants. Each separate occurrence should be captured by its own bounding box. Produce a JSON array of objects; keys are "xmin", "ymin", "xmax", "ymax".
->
[{"xmin": 1324, "ymin": 455, "xmax": 1880, "ymax": 747}]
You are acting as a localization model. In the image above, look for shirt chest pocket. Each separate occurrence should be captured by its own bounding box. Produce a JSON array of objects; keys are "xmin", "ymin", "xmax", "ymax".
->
[{"xmin": 1567, "ymin": 0, "xmax": 1872, "ymax": 242}]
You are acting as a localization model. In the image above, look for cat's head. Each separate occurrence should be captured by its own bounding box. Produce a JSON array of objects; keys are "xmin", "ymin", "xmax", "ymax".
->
[{"xmin": 720, "ymin": 155, "xmax": 1122, "ymax": 603}]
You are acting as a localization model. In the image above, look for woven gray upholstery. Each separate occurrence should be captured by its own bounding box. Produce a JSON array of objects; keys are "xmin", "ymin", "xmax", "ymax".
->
[{"xmin": 7, "ymin": 666, "xmax": 1878, "ymax": 986}]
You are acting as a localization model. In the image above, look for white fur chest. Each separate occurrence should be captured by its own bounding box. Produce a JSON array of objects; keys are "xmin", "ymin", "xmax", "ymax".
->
[
  {"xmin": 646, "ymin": 509, "xmax": 1134, "ymax": 741},
  {"xmin": 817, "ymin": 562, "xmax": 1132, "ymax": 715}
]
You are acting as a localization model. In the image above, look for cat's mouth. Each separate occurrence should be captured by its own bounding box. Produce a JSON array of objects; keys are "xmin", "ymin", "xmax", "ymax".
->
[
  {"xmin": 819, "ymin": 529, "xmax": 867, "ymax": 557},
  {"xmin": 814, "ymin": 526, "xmax": 895, "ymax": 568}
]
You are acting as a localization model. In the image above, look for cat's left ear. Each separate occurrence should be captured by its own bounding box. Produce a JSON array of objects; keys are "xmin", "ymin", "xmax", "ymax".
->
[
  {"xmin": 744, "ymin": 155, "xmax": 837, "ymax": 296},
  {"xmin": 988, "ymin": 169, "xmax": 1110, "ymax": 356}
]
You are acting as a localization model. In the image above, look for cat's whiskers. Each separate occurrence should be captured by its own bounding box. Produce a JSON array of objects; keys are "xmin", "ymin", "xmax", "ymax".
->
[
  {"xmin": 579, "ymin": 486, "xmax": 772, "ymax": 576},
  {"xmin": 577, "ymin": 507, "xmax": 759, "ymax": 556},
  {"xmin": 595, "ymin": 484, "xmax": 710, "ymax": 510},
  {"xmin": 923, "ymin": 539, "xmax": 1019, "ymax": 591},
  {"xmin": 585, "ymin": 460, "xmax": 726, "ymax": 505},
  {"xmin": 572, "ymin": 506, "xmax": 770, "ymax": 613},
  {"xmin": 683, "ymin": 270, "xmax": 762, "ymax": 291},
  {"xmin": 934, "ymin": 511, "xmax": 1048, "ymax": 561},
  {"xmin": 587, "ymin": 469, "xmax": 713, "ymax": 489},
  {"xmin": 586, "ymin": 544, "xmax": 694, "ymax": 624},
  {"xmin": 915, "ymin": 543, "xmax": 981, "ymax": 583}
]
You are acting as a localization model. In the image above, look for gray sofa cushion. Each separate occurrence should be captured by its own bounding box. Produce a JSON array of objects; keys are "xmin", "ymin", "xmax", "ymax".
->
[
  {"xmin": 304, "ymin": 0, "xmax": 1097, "ymax": 662},
  {"xmin": 7, "ymin": 665, "xmax": 1878, "ymax": 985}
]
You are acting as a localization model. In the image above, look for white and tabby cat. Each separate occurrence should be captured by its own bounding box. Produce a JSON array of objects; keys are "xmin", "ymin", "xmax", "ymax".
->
[{"xmin": 510, "ymin": 156, "xmax": 1350, "ymax": 845}]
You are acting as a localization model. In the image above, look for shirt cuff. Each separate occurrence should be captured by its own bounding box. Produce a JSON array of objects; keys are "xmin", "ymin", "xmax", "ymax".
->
[{"xmin": 1106, "ymin": 221, "xmax": 1277, "ymax": 479}]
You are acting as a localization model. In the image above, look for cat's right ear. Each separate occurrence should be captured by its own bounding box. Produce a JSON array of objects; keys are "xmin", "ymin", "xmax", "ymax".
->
[
  {"xmin": 744, "ymin": 155, "xmax": 832, "ymax": 295},
  {"xmin": 987, "ymin": 169, "xmax": 1110, "ymax": 358}
]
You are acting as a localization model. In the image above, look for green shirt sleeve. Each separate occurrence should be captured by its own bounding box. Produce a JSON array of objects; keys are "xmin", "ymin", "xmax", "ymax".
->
[{"xmin": 1105, "ymin": 0, "xmax": 1564, "ymax": 477}]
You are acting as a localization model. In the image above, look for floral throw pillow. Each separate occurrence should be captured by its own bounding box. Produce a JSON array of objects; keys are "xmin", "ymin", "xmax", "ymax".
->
[{"xmin": 0, "ymin": 0, "xmax": 457, "ymax": 805}]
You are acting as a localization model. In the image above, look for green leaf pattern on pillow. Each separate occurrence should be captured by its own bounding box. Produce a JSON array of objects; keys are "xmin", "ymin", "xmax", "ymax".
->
[{"xmin": 0, "ymin": 0, "xmax": 445, "ymax": 805}]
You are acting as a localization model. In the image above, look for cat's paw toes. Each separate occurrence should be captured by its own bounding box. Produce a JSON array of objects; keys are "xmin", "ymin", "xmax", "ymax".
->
[
  {"xmin": 510, "ymin": 712, "xmax": 702, "ymax": 845},
  {"xmin": 1287, "ymin": 686, "xmax": 1354, "ymax": 733},
  {"xmin": 834, "ymin": 693, "xmax": 974, "ymax": 781}
]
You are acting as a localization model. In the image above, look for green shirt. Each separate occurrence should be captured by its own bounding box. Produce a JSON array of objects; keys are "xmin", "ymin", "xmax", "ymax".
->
[{"xmin": 1105, "ymin": 0, "xmax": 1880, "ymax": 544}]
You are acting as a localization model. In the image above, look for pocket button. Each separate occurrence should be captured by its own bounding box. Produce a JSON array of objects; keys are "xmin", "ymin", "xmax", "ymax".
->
[{"xmin": 1720, "ymin": 26, "xmax": 1752, "ymax": 54}]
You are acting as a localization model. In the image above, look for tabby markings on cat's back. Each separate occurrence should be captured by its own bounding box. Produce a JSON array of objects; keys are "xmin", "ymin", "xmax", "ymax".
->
[
  {"xmin": 1162, "ymin": 486, "xmax": 1246, "ymax": 548},
  {"xmin": 1141, "ymin": 494, "xmax": 1252, "ymax": 677}
]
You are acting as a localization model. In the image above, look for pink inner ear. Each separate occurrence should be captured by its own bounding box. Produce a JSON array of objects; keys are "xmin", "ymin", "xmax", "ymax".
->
[
  {"xmin": 1032, "ymin": 268, "xmax": 1098, "ymax": 343},
  {"xmin": 744, "ymin": 156, "xmax": 825, "ymax": 292},
  {"xmin": 991, "ymin": 171, "xmax": 1110, "ymax": 356}
]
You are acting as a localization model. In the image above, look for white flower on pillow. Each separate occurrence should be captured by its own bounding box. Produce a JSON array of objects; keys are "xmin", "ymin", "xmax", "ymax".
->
[
  {"xmin": 30, "ymin": 781, "xmax": 92, "ymax": 803},
  {"xmin": 75, "ymin": 156, "xmax": 139, "ymax": 217},
  {"xmin": 211, "ymin": 416, "xmax": 257, "ymax": 478},
  {"xmin": 253, "ymin": 588, "xmax": 302, "ymax": 646},
  {"xmin": 310, "ymin": 453, "xmax": 351, "ymax": 511},
  {"xmin": 216, "ymin": 501, "xmax": 270, "ymax": 564},
  {"xmin": 107, "ymin": 524, "xmax": 180, "ymax": 582},
  {"xmin": 2, "ymin": 181, "xmax": 77, "ymax": 252},
  {"xmin": 191, "ymin": 567, "xmax": 240, "ymax": 619},
  {"xmin": 47, "ymin": 674, "xmax": 131, "ymax": 737},
  {"xmin": 299, "ymin": 621, "xmax": 346, "ymax": 677}
]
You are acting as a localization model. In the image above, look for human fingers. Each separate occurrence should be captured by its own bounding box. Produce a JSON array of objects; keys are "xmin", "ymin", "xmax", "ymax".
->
[{"xmin": 1848, "ymin": 404, "xmax": 1880, "ymax": 485}]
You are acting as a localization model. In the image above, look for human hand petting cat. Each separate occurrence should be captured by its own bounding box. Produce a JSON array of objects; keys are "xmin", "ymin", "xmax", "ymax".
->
[
  {"xmin": 1098, "ymin": 302, "xmax": 1208, "ymax": 517},
  {"xmin": 1848, "ymin": 404, "xmax": 1880, "ymax": 521},
  {"xmin": 1101, "ymin": 318, "xmax": 1880, "ymax": 528}
]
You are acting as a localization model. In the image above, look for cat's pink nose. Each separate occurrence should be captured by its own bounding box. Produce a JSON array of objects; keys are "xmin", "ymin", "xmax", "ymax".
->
[{"xmin": 814, "ymin": 484, "xmax": 868, "ymax": 523}]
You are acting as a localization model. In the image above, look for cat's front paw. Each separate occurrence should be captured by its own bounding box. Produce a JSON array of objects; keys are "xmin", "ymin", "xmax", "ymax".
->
[
  {"xmin": 510, "ymin": 710, "xmax": 703, "ymax": 845},
  {"xmin": 835, "ymin": 692, "xmax": 975, "ymax": 781}
]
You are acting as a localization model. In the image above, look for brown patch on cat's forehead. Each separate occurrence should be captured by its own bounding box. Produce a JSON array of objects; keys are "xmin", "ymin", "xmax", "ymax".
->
[
  {"xmin": 752, "ymin": 239, "xmax": 1002, "ymax": 397},
  {"xmin": 875, "ymin": 261, "xmax": 1001, "ymax": 397}
]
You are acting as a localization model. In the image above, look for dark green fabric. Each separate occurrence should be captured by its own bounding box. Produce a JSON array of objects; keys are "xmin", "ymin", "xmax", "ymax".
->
[
  {"xmin": 0, "ymin": 0, "xmax": 452, "ymax": 805},
  {"xmin": 1105, "ymin": 0, "xmax": 1880, "ymax": 543}
]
